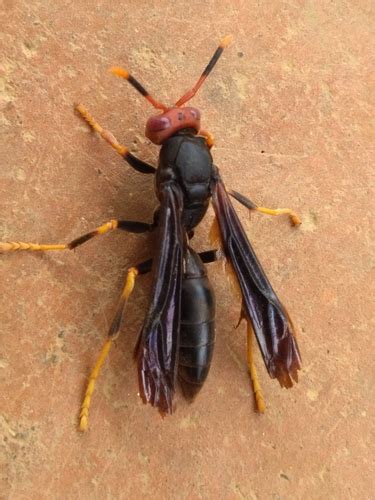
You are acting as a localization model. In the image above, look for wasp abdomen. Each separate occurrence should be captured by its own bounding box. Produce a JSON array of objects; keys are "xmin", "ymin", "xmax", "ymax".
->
[{"xmin": 179, "ymin": 248, "xmax": 215, "ymax": 399}]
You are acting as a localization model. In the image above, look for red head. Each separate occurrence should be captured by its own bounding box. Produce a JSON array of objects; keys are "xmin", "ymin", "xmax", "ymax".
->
[
  {"xmin": 145, "ymin": 107, "xmax": 201, "ymax": 145},
  {"xmin": 111, "ymin": 35, "xmax": 232, "ymax": 145}
]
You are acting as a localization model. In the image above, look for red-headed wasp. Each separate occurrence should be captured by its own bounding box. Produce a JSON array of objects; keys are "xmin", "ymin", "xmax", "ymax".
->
[{"xmin": 1, "ymin": 36, "xmax": 302, "ymax": 431}]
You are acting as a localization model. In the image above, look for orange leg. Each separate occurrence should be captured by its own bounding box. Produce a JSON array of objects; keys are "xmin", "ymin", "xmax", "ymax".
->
[
  {"xmin": 0, "ymin": 220, "xmax": 118, "ymax": 252},
  {"xmin": 246, "ymin": 320, "xmax": 266, "ymax": 413},
  {"xmin": 0, "ymin": 220, "xmax": 153, "ymax": 253},
  {"xmin": 198, "ymin": 129, "xmax": 215, "ymax": 149},
  {"xmin": 79, "ymin": 261, "xmax": 152, "ymax": 432},
  {"xmin": 75, "ymin": 104, "xmax": 155, "ymax": 174},
  {"xmin": 229, "ymin": 190, "xmax": 301, "ymax": 226}
]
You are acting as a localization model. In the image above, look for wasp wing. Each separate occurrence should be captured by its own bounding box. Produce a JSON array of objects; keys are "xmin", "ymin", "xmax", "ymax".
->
[
  {"xmin": 136, "ymin": 182, "xmax": 185, "ymax": 413},
  {"xmin": 211, "ymin": 174, "xmax": 301, "ymax": 387}
]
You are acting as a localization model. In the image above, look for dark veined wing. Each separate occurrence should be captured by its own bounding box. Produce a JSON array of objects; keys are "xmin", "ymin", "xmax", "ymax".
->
[
  {"xmin": 136, "ymin": 182, "xmax": 186, "ymax": 413},
  {"xmin": 211, "ymin": 173, "xmax": 301, "ymax": 387}
]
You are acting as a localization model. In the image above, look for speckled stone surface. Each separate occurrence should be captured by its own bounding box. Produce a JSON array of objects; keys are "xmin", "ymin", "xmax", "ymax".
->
[{"xmin": 1, "ymin": 1, "xmax": 373, "ymax": 498}]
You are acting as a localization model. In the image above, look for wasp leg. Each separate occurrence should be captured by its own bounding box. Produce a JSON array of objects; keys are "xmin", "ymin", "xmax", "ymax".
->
[
  {"xmin": 229, "ymin": 190, "xmax": 301, "ymax": 226},
  {"xmin": 79, "ymin": 258, "xmax": 152, "ymax": 432},
  {"xmin": 246, "ymin": 319, "xmax": 266, "ymax": 413},
  {"xmin": 197, "ymin": 129, "xmax": 214, "ymax": 149},
  {"xmin": 0, "ymin": 220, "xmax": 154, "ymax": 252},
  {"xmin": 75, "ymin": 104, "xmax": 155, "ymax": 174}
]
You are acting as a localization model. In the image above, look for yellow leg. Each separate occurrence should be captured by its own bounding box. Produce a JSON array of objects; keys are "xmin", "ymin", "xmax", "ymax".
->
[
  {"xmin": 79, "ymin": 267, "xmax": 138, "ymax": 432},
  {"xmin": 0, "ymin": 220, "xmax": 119, "ymax": 252},
  {"xmin": 0, "ymin": 242, "xmax": 67, "ymax": 252},
  {"xmin": 229, "ymin": 189, "xmax": 301, "ymax": 226},
  {"xmin": 198, "ymin": 129, "xmax": 215, "ymax": 149},
  {"xmin": 75, "ymin": 104, "xmax": 129, "ymax": 157},
  {"xmin": 255, "ymin": 206, "xmax": 301, "ymax": 226},
  {"xmin": 75, "ymin": 104, "xmax": 156, "ymax": 175},
  {"xmin": 79, "ymin": 339, "xmax": 113, "ymax": 432},
  {"xmin": 246, "ymin": 321, "xmax": 266, "ymax": 413}
]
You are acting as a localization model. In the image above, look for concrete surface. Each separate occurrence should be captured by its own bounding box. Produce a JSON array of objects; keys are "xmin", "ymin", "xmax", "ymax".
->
[{"xmin": 0, "ymin": 1, "xmax": 373, "ymax": 499}]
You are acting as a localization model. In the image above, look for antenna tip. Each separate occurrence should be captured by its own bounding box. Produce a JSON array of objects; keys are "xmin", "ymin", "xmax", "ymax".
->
[
  {"xmin": 220, "ymin": 34, "xmax": 234, "ymax": 48},
  {"xmin": 110, "ymin": 66, "xmax": 130, "ymax": 79}
]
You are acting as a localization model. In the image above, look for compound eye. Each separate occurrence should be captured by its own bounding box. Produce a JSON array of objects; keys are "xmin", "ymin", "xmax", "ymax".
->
[{"xmin": 147, "ymin": 116, "xmax": 171, "ymax": 132}]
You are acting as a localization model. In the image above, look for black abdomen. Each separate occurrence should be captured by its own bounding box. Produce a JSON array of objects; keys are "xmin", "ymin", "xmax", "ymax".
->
[{"xmin": 179, "ymin": 248, "xmax": 215, "ymax": 399}]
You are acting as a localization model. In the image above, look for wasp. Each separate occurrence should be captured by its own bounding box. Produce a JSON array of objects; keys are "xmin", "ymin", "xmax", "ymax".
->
[{"xmin": 1, "ymin": 36, "xmax": 302, "ymax": 431}]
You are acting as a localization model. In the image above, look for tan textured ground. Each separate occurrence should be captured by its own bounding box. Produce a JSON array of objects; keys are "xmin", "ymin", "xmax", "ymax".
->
[{"xmin": 1, "ymin": 1, "xmax": 373, "ymax": 499}]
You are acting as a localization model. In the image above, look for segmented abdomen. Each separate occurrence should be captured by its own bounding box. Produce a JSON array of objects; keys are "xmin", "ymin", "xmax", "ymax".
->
[{"xmin": 178, "ymin": 248, "xmax": 215, "ymax": 399}]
